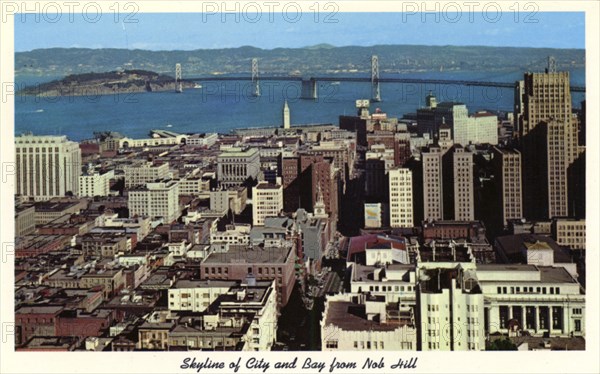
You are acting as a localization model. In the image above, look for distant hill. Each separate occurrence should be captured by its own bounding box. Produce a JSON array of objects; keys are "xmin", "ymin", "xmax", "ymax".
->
[
  {"xmin": 18, "ymin": 69, "xmax": 195, "ymax": 96},
  {"xmin": 15, "ymin": 45, "xmax": 585, "ymax": 77}
]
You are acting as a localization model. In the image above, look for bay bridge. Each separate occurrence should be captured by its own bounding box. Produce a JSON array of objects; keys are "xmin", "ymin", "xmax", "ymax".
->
[{"xmin": 175, "ymin": 56, "xmax": 586, "ymax": 101}]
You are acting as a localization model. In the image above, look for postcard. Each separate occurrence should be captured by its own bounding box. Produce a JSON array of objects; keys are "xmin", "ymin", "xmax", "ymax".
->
[{"xmin": 0, "ymin": 1, "xmax": 598, "ymax": 373}]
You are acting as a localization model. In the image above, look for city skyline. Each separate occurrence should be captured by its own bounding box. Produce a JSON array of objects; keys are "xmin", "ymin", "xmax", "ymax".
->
[{"xmin": 2, "ymin": 3, "xmax": 598, "ymax": 373}]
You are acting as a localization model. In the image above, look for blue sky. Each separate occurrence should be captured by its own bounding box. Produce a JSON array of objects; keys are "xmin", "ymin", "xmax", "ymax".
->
[{"xmin": 15, "ymin": 12, "xmax": 585, "ymax": 51}]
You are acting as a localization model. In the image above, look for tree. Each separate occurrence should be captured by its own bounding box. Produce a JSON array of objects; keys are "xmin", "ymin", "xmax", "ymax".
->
[{"xmin": 488, "ymin": 338, "xmax": 517, "ymax": 351}]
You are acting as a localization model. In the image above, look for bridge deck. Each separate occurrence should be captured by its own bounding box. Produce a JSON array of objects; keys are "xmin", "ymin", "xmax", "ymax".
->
[{"xmin": 185, "ymin": 76, "xmax": 585, "ymax": 92}]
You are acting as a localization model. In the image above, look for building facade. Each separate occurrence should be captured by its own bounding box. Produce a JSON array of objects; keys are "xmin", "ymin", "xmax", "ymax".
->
[
  {"xmin": 128, "ymin": 180, "xmax": 180, "ymax": 223},
  {"xmin": 517, "ymin": 70, "xmax": 578, "ymax": 220},
  {"xmin": 15, "ymin": 134, "xmax": 82, "ymax": 200},
  {"xmin": 321, "ymin": 293, "xmax": 417, "ymax": 351},
  {"xmin": 389, "ymin": 168, "xmax": 414, "ymax": 228},
  {"xmin": 492, "ymin": 147, "xmax": 523, "ymax": 226},
  {"xmin": 217, "ymin": 147, "xmax": 261, "ymax": 188},
  {"xmin": 444, "ymin": 146, "xmax": 474, "ymax": 221},
  {"xmin": 422, "ymin": 146, "xmax": 444, "ymax": 221},
  {"xmin": 79, "ymin": 170, "xmax": 114, "ymax": 197},
  {"xmin": 552, "ymin": 218, "xmax": 585, "ymax": 250},
  {"xmin": 124, "ymin": 162, "xmax": 169, "ymax": 189},
  {"xmin": 252, "ymin": 182, "xmax": 283, "ymax": 226}
]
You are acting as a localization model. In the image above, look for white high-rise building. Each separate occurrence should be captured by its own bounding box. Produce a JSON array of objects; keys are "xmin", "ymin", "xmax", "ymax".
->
[
  {"xmin": 252, "ymin": 182, "xmax": 283, "ymax": 226},
  {"xmin": 15, "ymin": 134, "xmax": 82, "ymax": 200},
  {"xmin": 472, "ymin": 112, "xmax": 498, "ymax": 145},
  {"xmin": 453, "ymin": 112, "xmax": 498, "ymax": 147},
  {"xmin": 128, "ymin": 180, "xmax": 180, "ymax": 223},
  {"xmin": 79, "ymin": 170, "xmax": 114, "ymax": 197},
  {"xmin": 124, "ymin": 162, "xmax": 169, "ymax": 188},
  {"xmin": 389, "ymin": 168, "xmax": 413, "ymax": 228}
]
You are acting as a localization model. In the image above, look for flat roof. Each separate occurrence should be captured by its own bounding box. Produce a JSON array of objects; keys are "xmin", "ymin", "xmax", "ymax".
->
[
  {"xmin": 325, "ymin": 301, "xmax": 409, "ymax": 332},
  {"xmin": 476, "ymin": 264, "xmax": 578, "ymax": 284},
  {"xmin": 218, "ymin": 148, "xmax": 258, "ymax": 157},
  {"xmin": 173, "ymin": 279, "xmax": 237, "ymax": 289},
  {"xmin": 16, "ymin": 305, "xmax": 64, "ymax": 314},
  {"xmin": 538, "ymin": 266, "xmax": 577, "ymax": 283},
  {"xmin": 203, "ymin": 245, "xmax": 291, "ymax": 264},
  {"xmin": 22, "ymin": 336, "xmax": 78, "ymax": 349},
  {"xmin": 495, "ymin": 234, "xmax": 571, "ymax": 263},
  {"xmin": 255, "ymin": 183, "xmax": 281, "ymax": 190},
  {"xmin": 476, "ymin": 264, "xmax": 538, "ymax": 272},
  {"xmin": 34, "ymin": 201, "xmax": 81, "ymax": 212}
]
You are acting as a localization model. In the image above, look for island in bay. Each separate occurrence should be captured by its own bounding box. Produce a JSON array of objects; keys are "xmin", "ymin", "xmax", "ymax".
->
[{"xmin": 17, "ymin": 69, "xmax": 196, "ymax": 96}]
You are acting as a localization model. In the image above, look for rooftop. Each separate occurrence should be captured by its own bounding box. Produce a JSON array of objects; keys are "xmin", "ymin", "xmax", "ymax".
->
[
  {"xmin": 538, "ymin": 266, "xmax": 577, "ymax": 283},
  {"xmin": 255, "ymin": 183, "xmax": 282, "ymax": 190},
  {"xmin": 472, "ymin": 111, "xmax": 496, "ymax": 118},
  {"xmin": 203, "ymin": 245, "xmax": 292, "ymax": 265},
  {"xmin": 325, "ymin": 301, "xmax": 412, "ymax": 332},
  {"xmin": 476, "ymin": 264, "xmax": 538, "ymax": 272},
  {"xmin": 19, "ymin": 336, "xmax": 79, "ymax": 350},
  {"xmin": 16, "ymin": 305, "xmax": 64, "ymax": 315},
  {"xmin": 495, "ymin": 234, "xmax": 571, "ymax": 263},
  {"xmin": 34, "ymin": 201, "xmax": 81, "ymax": 213},
  {"xmin": 218, "ymin": 148, "xmax": 258, "ymax": 158},
  {"xmin": 173, "ymin": 279, "xmax": 237, "ymax": 289}
]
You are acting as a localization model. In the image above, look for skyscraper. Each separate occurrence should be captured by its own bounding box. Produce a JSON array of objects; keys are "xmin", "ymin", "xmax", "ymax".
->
[
  {"xmin": 517, "ymin": 67, "xmax": 578, "ymax": 219},
  {"xmin": 443, "ymin": 145, "xmax": 474, "ymax": 221},
  {"xmin": 422, "ymin": 145, "xmax": 444, "ymax": 220},
  {"xmin": 453, "ymin": 147, "xmax": 474, "ymax": 221},
  {"xmin": 389, "ymin": 168, "xmax": 414, "ymax": 228},
  {"xmin": 492, "ymin": 147, "xmax": 523, "ymax": 226},
  {"xmin": 15, "ymin": 134, "xmax": 81, "ymax": 200}
]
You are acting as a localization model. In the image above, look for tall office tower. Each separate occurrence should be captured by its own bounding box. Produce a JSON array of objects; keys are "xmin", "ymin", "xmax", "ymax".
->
[
  {"xmin": 364, "ymin": 156, "xmax": 387, "ymax": 200},
  {"xmin": 443, "ymin": 146, "xmax": 474, "ymax": 221},
  {"xmin": 492, "ymin": 147, "xmax": 523, "ymax": 227},
  {"xmin": 281, "ymin": 156, "xmax": 301, "ymax": 212},
  {"xmin": 388, "ymin": 168, "xmax": 413, "ymax": 228},
  {"xmin": 517, "ymin": 67, "xmax": 578, "ymax": 219},
  {"xmin": 302, "ymin": 154, "xmax": 338, "ymax": 219},
  {"xmin": 15, "ymin": 134, "xmax": 82, "ymax": 200},
  {"xmin": 452, "ymin": 111, "xmax": 499, "ymax": 147},
  {"xmin": 282, "ymin": 100, "xmax": 291, "ymax": 129},
  {"xmin": 252, "ymin": 182, "xmax": 283, "ymax": 226},
  {"xmin": 422, "ymin": 145, "xmax": 444, "ymax": 220},
  {"xmin": 281, "ymin": 154, "xmax": 338, "ymax": 218},
  {"xmin": 394, "ymin": 132, "xmax": 412, "ymax": 167}
]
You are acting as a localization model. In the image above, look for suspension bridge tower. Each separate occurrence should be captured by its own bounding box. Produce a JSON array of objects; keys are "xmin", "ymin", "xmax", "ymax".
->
[
  {"xmin": 251, "ymin": 58, "xmax": 260, "ymax": 97},
  {"xmin": 546, "ymin": 55, "xmax": 557, "ymax": 73},
  {"xmin": 175, "ymin": 63, "xmax": 183, "ymax": 93},
  {"xmin": 371, "ymin": 55, "xmax": 381, "ymax": 102}
]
